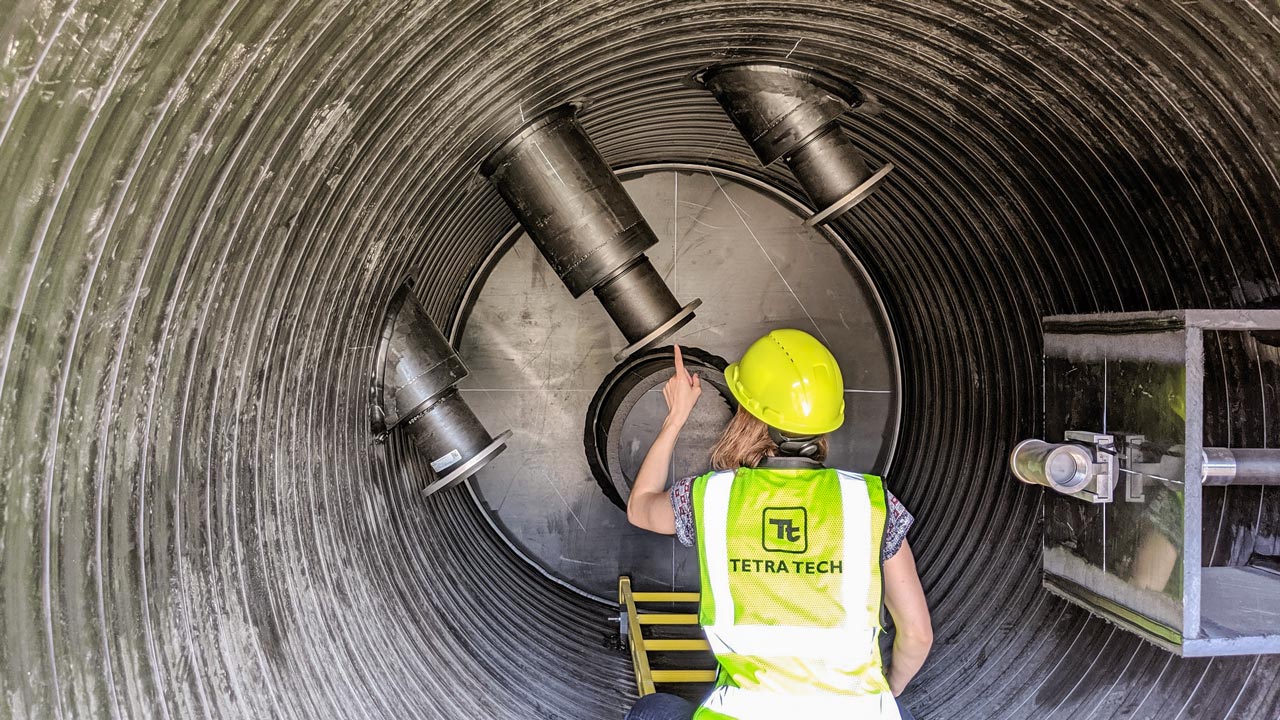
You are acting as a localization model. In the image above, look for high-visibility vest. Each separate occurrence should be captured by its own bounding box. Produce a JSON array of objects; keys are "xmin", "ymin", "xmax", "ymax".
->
[{"xmin": 690, "ymin": 462, "xmax": 899, "ymax": 720}]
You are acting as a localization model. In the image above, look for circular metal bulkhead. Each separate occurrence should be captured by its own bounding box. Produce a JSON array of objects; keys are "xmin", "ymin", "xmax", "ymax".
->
[{"xmin": 456, "ymin": 167, "xmax": 900, "ymax": 598}]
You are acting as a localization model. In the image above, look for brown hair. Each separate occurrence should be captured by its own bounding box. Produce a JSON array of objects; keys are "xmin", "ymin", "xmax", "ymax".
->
[{"xmin": 709, "ymin": 406, "xmax": 828, "ymax": 470}]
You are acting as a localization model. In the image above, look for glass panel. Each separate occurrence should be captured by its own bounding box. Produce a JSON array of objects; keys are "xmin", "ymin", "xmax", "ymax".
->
[{"xmin": 1042, "ymin": 329, "xmax": 1187, "ymax": 641}]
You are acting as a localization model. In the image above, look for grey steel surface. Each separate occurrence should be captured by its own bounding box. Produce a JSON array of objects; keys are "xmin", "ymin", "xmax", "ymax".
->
[
  {"xmin": 456, "ymin": 168, "xmax": 899, "ymax": 599},
  {"xmin": 1199, "ymin": 567, "xmax": 1280, "ymax": 642}
]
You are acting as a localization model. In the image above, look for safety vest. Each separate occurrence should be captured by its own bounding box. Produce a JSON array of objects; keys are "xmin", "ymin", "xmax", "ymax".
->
[{"xmin": 690, "ymin": 460, "xmax": 899, "ymax": 720}]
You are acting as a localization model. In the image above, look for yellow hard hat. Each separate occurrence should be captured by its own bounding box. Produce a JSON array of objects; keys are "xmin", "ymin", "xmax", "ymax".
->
[{"xmin": 724, "ymin": 329, "xmax": 845, "ymax": 436}]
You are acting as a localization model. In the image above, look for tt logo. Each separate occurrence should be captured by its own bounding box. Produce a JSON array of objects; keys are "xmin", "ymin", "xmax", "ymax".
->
[
  {"xmin": 769, "ymin": 518, "xmax": 802, "ymax": 543},
  {"xmin": 762, "ymin": 507, "xmax": 808, "ymax": 553}
]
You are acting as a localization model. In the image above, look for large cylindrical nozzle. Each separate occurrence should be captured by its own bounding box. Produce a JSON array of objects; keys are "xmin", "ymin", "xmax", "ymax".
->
[
  {"xmin": 689, "ymin": 60, "xmax": 893, "ymax": 227},
  {"xmin": 372, "ymin": 281, "xmax": 510, "ymax": 495},
  {"xmin": 480, "ymin": 103, "xmax": 700, "ymax": 361},
  {"xmin": 1010, "ymin": 439, "xmax": 1095, "ymax": 494}
]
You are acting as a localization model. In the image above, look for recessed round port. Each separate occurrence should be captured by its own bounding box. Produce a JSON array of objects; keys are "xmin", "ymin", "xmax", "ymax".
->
[{"xmin": 585, "ymin": 346, "xmax": 736, "ymax": 510}]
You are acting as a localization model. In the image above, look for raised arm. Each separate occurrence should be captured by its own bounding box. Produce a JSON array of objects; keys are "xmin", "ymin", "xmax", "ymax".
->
[
  {"xmin": 626, "ymin": 345, "xmax": 701, "ymax": 534},
  {"xmin": 883, "ymin": 538, "xmax": 933, "ymax": 696}
]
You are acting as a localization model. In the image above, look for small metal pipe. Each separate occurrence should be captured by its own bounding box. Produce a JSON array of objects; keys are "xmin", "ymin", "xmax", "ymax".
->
[
  {"xmin": 481, "ymin": 103, "xmax": 699, "ymax": 359},
  {"xmin": 1202, "ymin": 447, "xmax": 1237, "ymax": 480},
  {"xmin": 786, "ymin": 124, "xmax": 873, "ymax": 209},
  {"xmin": 1202, "ymin": 448, "xmax": 1280, "ymax": 485},
  {"xmin": 1010, "ymin": 439, "xmax": 1095, "ymax": 493},
  {"xmin": 784, "ymin": 125, "xmax": 894, "ymax": 227},
  {"xmin": 405, "ymin": 389, "xmax": 511, "ymax": 496}
]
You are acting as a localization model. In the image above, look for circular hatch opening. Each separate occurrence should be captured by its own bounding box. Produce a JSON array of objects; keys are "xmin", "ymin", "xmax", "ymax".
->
[{"xmin": 585, "ymin": 346, "xmax": 736, "ymax": 510}]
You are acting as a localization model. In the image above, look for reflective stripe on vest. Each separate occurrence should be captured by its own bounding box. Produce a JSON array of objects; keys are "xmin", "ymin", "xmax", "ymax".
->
[{"xmin": 691, "ymin": 467, "xmax": 898, "ymax": 720}]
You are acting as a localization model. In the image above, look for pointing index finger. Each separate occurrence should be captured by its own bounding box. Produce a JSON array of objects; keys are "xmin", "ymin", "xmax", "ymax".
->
[{"xmin": 673, "ymin": 344, "xmax": 689, "ymax": 379}]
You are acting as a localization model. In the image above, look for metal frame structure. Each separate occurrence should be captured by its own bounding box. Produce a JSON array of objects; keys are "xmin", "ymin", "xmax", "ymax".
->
[
  {"xmin": 617, "ymin": 577, "xmax": 715, "ymax": 697},
  {"xmin": 1035, "ymin": 309, "xmax": 1280, "ymax": 657}
]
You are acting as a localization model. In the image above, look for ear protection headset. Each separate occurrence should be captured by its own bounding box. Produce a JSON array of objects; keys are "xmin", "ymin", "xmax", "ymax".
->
[{"xmin": 768, "ymin": 426, "xmax": 822, "ymax": 458}]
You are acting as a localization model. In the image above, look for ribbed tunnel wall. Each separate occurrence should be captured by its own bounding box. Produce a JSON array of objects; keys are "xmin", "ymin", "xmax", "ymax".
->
[{"xmin": 2, "ymin": 1, "xmax": 1279, "ymax": 718}]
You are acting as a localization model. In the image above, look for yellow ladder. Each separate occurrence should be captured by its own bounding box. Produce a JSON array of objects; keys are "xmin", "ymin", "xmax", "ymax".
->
[{"xmin": 618, "ymin": 576, "xmax": 717, "ymax": 696}]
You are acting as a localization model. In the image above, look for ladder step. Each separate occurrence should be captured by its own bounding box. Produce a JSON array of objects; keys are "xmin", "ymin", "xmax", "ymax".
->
[
  {"xmin": 651, "ymin": 670, "xmax": 718, "ymax": 683},
  {"xmin": 639, "ymin": 614, "xmax": 699, "ymax": 625},
  {"xmin": 644, "ymin": 639, "xmax": 711, "ymax": 651},
  {"xmin": 632, "ymin": 592, "xmax": 701, "ymax": 603}
]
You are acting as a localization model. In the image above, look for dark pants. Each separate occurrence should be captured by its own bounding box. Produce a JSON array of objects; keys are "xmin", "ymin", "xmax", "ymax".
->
[
  {"xmin": 624, "ymin": 693, "xmax": 917, "ymax": 719},
  {"xmin": 624, "ymin": 693, "xmax": 694, "ymax": 720}
]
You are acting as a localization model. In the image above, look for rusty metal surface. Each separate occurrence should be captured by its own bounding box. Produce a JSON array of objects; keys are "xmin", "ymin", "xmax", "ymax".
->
[{"xmin": 1, "ymin": 0, "xmax": 1279, "ymax": 718}]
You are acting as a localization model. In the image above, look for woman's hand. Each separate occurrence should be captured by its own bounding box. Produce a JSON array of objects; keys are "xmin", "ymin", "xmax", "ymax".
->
[
  {"xmin": 627, "ymin": 345, "xmax": 699, "ymax": 534},
  {"xmin": 662, "ymin": 345, "xmax": 702, "ymax": 426}
]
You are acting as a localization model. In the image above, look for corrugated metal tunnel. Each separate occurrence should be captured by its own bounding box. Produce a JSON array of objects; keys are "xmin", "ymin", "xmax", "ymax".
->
[{"xmin": 2, "ymin": 1, "xmax": 1278, "ymax": 718}]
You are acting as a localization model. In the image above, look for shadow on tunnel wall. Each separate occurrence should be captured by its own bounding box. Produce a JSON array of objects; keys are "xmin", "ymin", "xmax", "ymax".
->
[{"xmin": 1, "ymin": 0, "xmax": 1278, "ymax": 717}]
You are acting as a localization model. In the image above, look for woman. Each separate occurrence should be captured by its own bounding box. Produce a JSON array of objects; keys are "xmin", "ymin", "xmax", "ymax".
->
[{"xmin": 625, "ymin": 330, "xmax": 932, "ymax": 720}]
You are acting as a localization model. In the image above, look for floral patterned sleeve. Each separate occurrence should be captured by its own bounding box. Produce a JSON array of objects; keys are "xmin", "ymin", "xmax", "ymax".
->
[
  {"xmin": 671, "ymin": 476, "xmax": 698, "ymax": 547},
  {"xmin": 882, "ymin": 490, "xmax": 914, "ymax": 561},
  {"xmin": 671, "ymin": 475, "xmax": 913, "ymax": 559}
]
